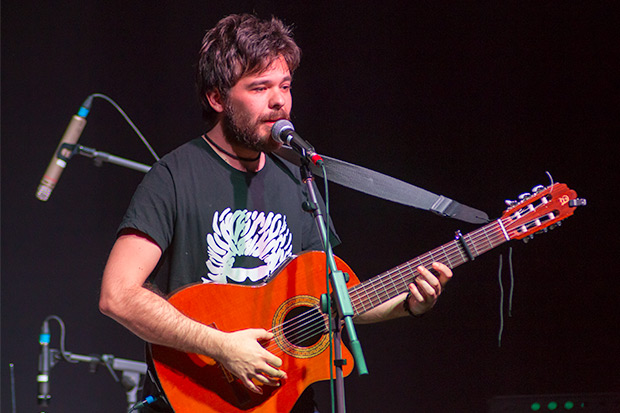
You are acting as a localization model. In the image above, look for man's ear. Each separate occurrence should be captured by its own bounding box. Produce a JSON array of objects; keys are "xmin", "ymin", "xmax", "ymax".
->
[{"xmin": 205, "ymin": 89, "xmax": 225, "ymax": 113}]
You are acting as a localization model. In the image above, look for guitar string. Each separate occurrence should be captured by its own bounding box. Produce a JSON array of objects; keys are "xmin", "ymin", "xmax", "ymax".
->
[
  {"xmin": 264, "ymin": 310, "xmax": 329, "ymax": 356},
  {"xmin": 263, "ymin": 307, "xmax": 328, "ymax": 355},
  {"xmin": 349, "ymin": 205, "xmax": 552, "ymax": 314},
  {"xmin": 339, "ymin": 193, "xmax": 550, "ymax": 322},
  {"xmin": 262, "ymin": 218, "xmax": 516, "ymax": 355},
  {"xmin": 261, "ymin": 233, "xmax": 481, "ymax": 356},
  {"xmin": 261, "ymin": 221, "xmax": 515, "ymax": 356},
  {"xmin": 355, "ymin": 210, "xmax": 529, "ymax": 301},
  {"xmin": 280, "ymin": 225, "xmax": 508, "ymax": 342},
  {"xmin": 351, "ymin": 221, "xmax": 526, "ymax": 311},
  {"xmin": 294, "ymin": 222, "xmax": 520, "ymax": 344},
  {"xmin": 348, "ymin": 219, "xmax": 509, "ymax": 310},
  {"xmin": 263, "ymin": 239, "xmax": 506, "ymax": 358},
  {"xmin": 261, "ymin": 211, "xmax": 545, "ymax": 357},
  {"xmin": 277, "ymin": 195, "xmax": 561, "ymax": 353}
]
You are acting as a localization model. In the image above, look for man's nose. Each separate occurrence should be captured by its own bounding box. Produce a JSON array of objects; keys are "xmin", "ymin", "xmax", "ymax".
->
[{"xmin": 269, "ymin": 88, "xmax": 286, "ymax": 109}]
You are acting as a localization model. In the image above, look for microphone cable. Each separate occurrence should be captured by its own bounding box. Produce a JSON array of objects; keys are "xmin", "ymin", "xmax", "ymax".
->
[
  {"xmin": 42, "ymin": 315, "xmax": 76, "ymax": 364},
  {"xmin": 82, "ymin": 93, "xmax": 160, "ymax": 162}
]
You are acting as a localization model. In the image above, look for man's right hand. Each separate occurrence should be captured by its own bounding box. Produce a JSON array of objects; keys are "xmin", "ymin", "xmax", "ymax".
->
[
  {"xmin": 215, "ymin": 328, "xmax": 287, "ymax": 394},
  {"xmin": 100, "ymin": 232, "xmax": 287, "ymax": 395}
]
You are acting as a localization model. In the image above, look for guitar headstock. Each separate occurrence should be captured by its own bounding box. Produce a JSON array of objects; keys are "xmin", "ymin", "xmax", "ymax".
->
[{"xmin": 501, "ymin": 183, "xmax": 586, "ymax": 242}]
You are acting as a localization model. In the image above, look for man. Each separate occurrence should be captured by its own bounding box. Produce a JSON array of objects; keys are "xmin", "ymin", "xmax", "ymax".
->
[{"xmin": 99, "ymin": 14, "xmax": 452, "ymax": 412}]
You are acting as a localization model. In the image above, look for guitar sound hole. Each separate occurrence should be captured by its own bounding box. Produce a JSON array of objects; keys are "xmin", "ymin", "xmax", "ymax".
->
[{"xmin": 283, "ymin": 306, "xmax": 325, "ymax": 348}]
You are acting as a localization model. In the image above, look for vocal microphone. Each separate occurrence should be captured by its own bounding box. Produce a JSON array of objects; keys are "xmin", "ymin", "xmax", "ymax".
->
[
  {"xmin": 36, "ymin": 96, "xmax": 93, "ymax": 201},
  {"xmin": 37, "ymin": 319, "xmax": 51, "ymax": 407},
  {"xmin": 271, "ymin": 120, "xmax": 324, "ymax": 166}
]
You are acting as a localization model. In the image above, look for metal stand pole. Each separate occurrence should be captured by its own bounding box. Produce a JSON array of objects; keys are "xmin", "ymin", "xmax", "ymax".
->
[{"xmin": 299, "ymin": 162, "xmax": 368, "ymax": 413}]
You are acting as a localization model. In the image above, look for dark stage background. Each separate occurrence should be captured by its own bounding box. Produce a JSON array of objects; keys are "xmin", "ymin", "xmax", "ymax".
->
[{"xmin": 2, "ymin": 1, "xmax": 619, "ymax": 412}]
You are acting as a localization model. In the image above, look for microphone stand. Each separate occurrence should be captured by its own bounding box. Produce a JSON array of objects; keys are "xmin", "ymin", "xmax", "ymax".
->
[
  {"xmin": 45, "ymin": 348, "xmax": 147, "ymax": 411},
  {"xmin": 38, "ymin": 316, "xmax": 147, "ymax": 411},
  {"xmin": 299, "ymin": 161, "xmax": 368, "ymax": 413}
]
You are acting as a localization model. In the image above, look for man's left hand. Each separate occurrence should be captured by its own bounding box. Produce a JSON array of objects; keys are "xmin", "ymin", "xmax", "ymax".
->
[{"xmin": 406, "ymin": 262, "xmax": 452, "ymax": 316}]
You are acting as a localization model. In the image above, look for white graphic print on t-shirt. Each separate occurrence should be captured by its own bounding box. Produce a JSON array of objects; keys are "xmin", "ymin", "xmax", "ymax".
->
[{"xmin": 203, "ymin": 208, "xmax": 293, "ymax": 284}]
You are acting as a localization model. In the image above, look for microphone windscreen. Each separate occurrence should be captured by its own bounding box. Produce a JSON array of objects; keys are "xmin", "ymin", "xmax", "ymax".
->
[{"xmin": 271, "ymin": 119, "xmax": 295, "ymax": 143}]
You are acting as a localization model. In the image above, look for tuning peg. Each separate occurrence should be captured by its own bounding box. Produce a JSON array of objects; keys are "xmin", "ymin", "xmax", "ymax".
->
[
  {"xmin": 531, "ymin": 185, "xmax": 545, "ymax": 193},
  {"xmin": 522, "ymin": 234, "xmax": 535, "ymax": 243},
  {"xmin": 569, "ymin": 198, "xmax": 587, "ymax": 207},
  {"xmin": 504, "ymin": 199, "xmax": 518, "ymax": 206},
  {"xmin": 518, "ymin": 192, "xmax": 531, "ymax": 200}
]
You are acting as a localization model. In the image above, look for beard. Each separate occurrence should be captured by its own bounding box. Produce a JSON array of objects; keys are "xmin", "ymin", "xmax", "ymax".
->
[{"xmin": 222, "ymin": 100, "xmax": 289, "ymax": 154}]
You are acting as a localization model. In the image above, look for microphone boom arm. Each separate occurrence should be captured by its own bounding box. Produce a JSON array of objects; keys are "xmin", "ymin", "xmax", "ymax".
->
[
  {"xmin": 38, "ymin": 315, "xmax": 147, "ymax": 410},
  {"xmin": 74, "ymin": 144, "xmax": 152, "ymax": 173}
]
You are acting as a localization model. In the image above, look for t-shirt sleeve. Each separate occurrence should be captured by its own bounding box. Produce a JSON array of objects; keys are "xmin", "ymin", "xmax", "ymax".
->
[{"xmin": 118, "ymin": 161, "xmax": 176, "ymax": 251}]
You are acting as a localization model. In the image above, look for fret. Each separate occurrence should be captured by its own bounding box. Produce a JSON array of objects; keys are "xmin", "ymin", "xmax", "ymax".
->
[
  {"xmin": 350, "ymin": 286, "xmax": 364, "ymax": 316},
  {"xmin": 480, "ymin": 224, "xmax": 501, "ymax": 253},
  {"xmin": 455, "ymin": 238, "xmax": 467, "ymax": 262},
  {"xmin": 428, "ymin": 250, "xmax": 436, "ymax": 266},
  {"xmin": 425, "ymin": 252, "xmax": 435, "ymax": 267},
  {"xmin": 386, "ymin": 268, "xmax": 400, "ymax": 298},
  {"xmin": 400, "ymin": 263, "xmax": 413, "ymax": 289},
  {"xmin": 377, "ymin": 275, "xmax": 390, "ymax": 303},
  {"xmin": 492, "ymin": 226, "xmax": 504, "ymax": 250},
  {"xmin": 465, "ymin": 233, "xmax": 480, "ymax": 257},
  {"xmin": 371, "ymin": 278, "xmax": 382, "ymax": 307},
  {"xmin": 444, "ymin": 240, "xmax": 460, "ymax": 267},
  {"xmin": 347, "ymin": 286, "xmax": 359, "ymax": 315},
  {"xmin": 482, "ymin": 226, "xmax": 494, "ymax": 250},
  {"xmin": 393, "ymin": 262, "xmax": 408, "ymax": 291},
  {"xmin": 453, "ymin": 240, "xmax": 467, "ymax": 266},
  {"xmin": 440, "ymin": 244, "xmax": 454, "ymax": 268},
  {"xmin": 359, "ymin": 285, "xmax": 370, "ymax": 314},
  {"xmin": 428, "ymin": 250, "xmax": 434, "ymax": 263},
  {"xmin": 413, "ymin": 257, "xmax": 425, "ymax": 278},
  {"xmin": 397, "ymin": 261, "xmax": 408, "ymax": 285}
]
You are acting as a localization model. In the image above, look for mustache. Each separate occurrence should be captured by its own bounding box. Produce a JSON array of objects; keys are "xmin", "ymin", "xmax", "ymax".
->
[{"xmin": 259, "ymin": 111, "xmax": 290, "ymax": 122}]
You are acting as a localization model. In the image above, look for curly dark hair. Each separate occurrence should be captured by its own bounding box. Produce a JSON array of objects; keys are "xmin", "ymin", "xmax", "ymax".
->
[{"xmin": 196, "ymin": 14, "xmax": 301, "ymax": 125}]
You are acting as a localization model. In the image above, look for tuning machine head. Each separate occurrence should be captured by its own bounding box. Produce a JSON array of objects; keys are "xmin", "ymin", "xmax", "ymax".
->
[{"xmin": 569, "ymin": 198, "xmax": 587, "ymax": 207}]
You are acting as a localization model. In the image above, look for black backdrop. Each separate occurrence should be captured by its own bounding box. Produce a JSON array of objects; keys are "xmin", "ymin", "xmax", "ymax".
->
[{"xmin": 2, "ymin": 1, "xmax": 619, "ymax": 412}]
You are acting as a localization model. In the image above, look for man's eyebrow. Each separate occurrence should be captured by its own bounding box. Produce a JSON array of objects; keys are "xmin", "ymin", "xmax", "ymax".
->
[{"xmin": 246, "ymin": 75, "xmax": 293, "ymax": 88}]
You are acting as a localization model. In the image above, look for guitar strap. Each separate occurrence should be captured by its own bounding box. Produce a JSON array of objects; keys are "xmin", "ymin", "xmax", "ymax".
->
[{"xmin": 275, "ymin": 146, "xmax": 490, "ymax": 224}]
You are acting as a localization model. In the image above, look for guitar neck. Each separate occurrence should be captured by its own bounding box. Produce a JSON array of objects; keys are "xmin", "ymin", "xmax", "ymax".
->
[{"xmin": 348, "ymin": 219, "xmax": 509, "ymax": 316}]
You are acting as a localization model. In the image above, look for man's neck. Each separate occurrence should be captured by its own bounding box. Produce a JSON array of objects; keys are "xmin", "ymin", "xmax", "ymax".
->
[{"xmin": 204, "ymin": 124, "xmax": 264, "ymax": 172}]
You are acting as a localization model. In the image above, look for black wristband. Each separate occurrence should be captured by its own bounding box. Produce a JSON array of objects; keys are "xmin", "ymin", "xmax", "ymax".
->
[{"xmin": 403, "ymin": 292, "xmax": 423, "ymax": 318}]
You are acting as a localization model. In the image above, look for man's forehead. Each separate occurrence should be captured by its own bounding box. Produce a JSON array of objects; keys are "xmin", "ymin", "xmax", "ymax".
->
[{"xmin": 240, "ymin": 56, "xmax": 292, "ymax": 83}]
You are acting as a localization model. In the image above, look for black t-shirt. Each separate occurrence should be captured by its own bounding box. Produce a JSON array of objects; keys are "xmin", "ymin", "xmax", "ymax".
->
[{"xmin": 119, "ymin": 137, "xmax": 336, "ymax": 294}]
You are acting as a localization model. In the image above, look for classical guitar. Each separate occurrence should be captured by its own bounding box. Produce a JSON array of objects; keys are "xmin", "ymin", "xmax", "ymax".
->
[{"xmin": 150, "ymin": 183, "xmax": 585, "ymax": 412}]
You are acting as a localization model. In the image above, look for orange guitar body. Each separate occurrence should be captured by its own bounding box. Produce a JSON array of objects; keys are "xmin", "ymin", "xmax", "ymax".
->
[{"xmin": 151, "ymin": 251, "xmax": 359, "ymax": 412}]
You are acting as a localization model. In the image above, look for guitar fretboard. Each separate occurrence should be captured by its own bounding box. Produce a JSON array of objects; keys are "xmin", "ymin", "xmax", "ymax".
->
[{"xmin": 348, "ymin": 219, "xmax": 509, "ymax": 316}]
